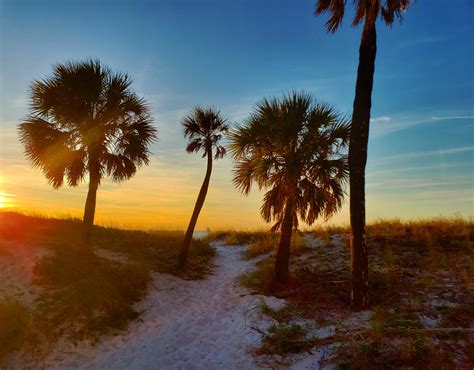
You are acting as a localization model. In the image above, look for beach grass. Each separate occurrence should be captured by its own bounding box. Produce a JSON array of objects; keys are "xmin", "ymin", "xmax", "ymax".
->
[
  {"xmin": 0, "ymin": 300, "xmax": 31, "ymax": 360},
  {"xmin": 0, "ymin": 211, "xmax": 215, "ymax": 358},
  {"xmin": 240, "ymin": 217, "xmax": 474, "ymax": 367}
]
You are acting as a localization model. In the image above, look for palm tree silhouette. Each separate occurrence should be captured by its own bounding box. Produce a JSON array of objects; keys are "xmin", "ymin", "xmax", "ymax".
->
[
  {"xmin": 230, "ymin": 92, "xmax": 350, "ymax": 283},
  {"xmin": 178, "ymin": 107, "xmax": 228, "ymax": 268},
  {"xmin": 314, "ymin": 0, "xmax": 411, "ymax": 309},
  {"xmin": 18, "ymin": 60, "xmax": 157, "ymax": 242}
]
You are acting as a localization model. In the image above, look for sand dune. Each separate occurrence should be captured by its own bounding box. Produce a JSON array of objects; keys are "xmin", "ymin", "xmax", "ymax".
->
[{"xmin": 35, "ymin": 244, "xmax": 288, "ymax": 369}]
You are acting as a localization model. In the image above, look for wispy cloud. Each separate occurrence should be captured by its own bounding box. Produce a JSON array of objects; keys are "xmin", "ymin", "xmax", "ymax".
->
[
  {"xmin": 371, "ymin": 112, "xmax": 474, "ymax": 138},
  {"xmin": 417, "ymin": 146, "xmax": 474, "ymax": 156},
  {"xmin": 376, "ymin": 146, "xmax": 474, "ymax": 163},
  {"xmin": 370, "ymin": 179, "xmax": 473, "ymax": 190},
  {"xmin": 431, "ymin": 115, "xmax": 474, "ymax": 121},
  {"xmin": 370, "ymin": 116, "xmax": 391, "ymax": 124},
  {"xmin": 370, "ymin": 115, "xmax": 432, "ymax": 137},
  {"xmin": 366, "ymin": 174, "xmax": 474, "ymax": 204},
  {"xmin": 0, "ymin": 192, "xmax": 16, "ymax": 197},
  {"xmin": 367, "ymin": 162, "xmax": 473, "ymax": 177},
  {"xmin": 398, "ymin": 35, "xmax": 448, "ymax": 48}
]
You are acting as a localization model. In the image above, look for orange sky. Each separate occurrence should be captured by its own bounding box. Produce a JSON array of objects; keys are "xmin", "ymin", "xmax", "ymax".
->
[
  {"xmin": 1, "ymin": 121, "xmax": 473, "ymax": 230},
  {"xmin": 1, "ymin": 1, "xmax": 473, "ymax": 230},
  {"xmin": 0, "ymin": 124, "xmax": 273, "ymax": 230}
]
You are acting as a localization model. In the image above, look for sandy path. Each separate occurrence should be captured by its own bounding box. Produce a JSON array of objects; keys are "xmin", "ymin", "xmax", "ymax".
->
[
  {"xmin": 40, "ymin": 244, "xmax": 284, "ymax": 369},
  {"xmin": 0, "ymin": 241, "xmax": 45, "ymax": 306}
]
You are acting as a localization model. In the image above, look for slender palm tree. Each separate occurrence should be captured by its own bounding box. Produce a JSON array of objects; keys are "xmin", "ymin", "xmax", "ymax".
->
[
  {"xmin": 230, "ymin": 92, "xmax": 350, "ymax": 283},
  {"xmin": 18, "ymin": 60, "xmax": 157, "ymax": 242},
  {"xmin": 178, "ymin": 107, "xmax": 228, "ymax": 268},
  {"xmin": 314, "ymin": 0, "xmax": 411, "ymax": 309}
]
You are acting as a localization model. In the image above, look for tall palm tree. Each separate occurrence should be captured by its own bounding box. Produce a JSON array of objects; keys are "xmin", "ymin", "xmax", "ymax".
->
[
  {"xmin": 230, "ymin": 92, "xmax": 350, "ymax": 283},
  {"xmin": 178, "ymin": 107, "xmax": 228, "ymax": 268},
  {"xmin": 18, "ymin": 60, "xmax": 157, "ymax": 242},
  {"xmin": 314, "ymin": 0, "xmax": 411, "ymax": 309}
]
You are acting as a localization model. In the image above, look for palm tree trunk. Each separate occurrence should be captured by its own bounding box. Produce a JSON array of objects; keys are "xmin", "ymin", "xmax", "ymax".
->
[
  {"xmin": 348, "ymin": 21, "xmax": 377, "ymax": 310},
  {"xmin": 83, "ymin": 170, "xmax": 99, "ymax": 244},
  {"xmin": 275, "ymin": 200, "xmax": 294, "ymax": 283},
  {"xmin": 178, "ymin": 151, "xmax": 213, "ymax": 269}
]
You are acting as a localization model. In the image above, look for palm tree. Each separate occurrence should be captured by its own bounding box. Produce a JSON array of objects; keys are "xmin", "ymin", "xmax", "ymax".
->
[
  {"xmin": 314, "ymin": 0, "xmax": 411, "ymax": 310},
  {"xmin": 230, "ymin": 92, "xmax": 350, "ymax": 283},
  {"xmin": 18, "ymin": 60, "xmax": 157, "ymax": 242},
  {"xmin": 178, "ymin": 107, "xmax": 228, "ymax": 268}
]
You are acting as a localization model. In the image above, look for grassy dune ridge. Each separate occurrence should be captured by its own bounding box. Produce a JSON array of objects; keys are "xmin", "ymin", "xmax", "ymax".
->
[
  {"xmin": 0, "ymin": 211, "xmax": 215, "ymax": 362},
  {"xmin": 1, "ymin": 212, "xmax": 473, "ymax": 367},
  {"xmin": 234, "ymin": 216, "xmax": 474, "ymax": 367}
]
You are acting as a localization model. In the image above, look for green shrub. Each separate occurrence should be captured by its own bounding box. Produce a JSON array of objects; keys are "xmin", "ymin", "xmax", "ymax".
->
[
  {"xmin": 239, "ymin": 257, "xmax": 276, "ymax": 294},
  {"xmin": 261, "ymin": 323, "xmax": 309, "ymax": 354},
  {"xmin": 244, "ymin": 232, "xmax": 310, "ymax": 260},
  {"xmin": 34, "ymin": 246, "xmax": 150, "ymax": 341},
  {"xmin": 0, "ymin": 212, "xmax": 216, "ymax": 349},
  {"xmin": 0, "ymin": 300, "xmax": 30, "ymax": 360}
]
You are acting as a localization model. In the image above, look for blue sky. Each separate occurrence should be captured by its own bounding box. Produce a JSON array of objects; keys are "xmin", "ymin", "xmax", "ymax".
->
[{"xmin": 0, "ymin": 0, "xmax": 473, "ymax": 228}]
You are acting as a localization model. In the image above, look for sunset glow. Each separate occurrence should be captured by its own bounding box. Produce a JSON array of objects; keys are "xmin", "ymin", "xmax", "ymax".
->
[
  {"xmin": 0, "ymin": 192, "xmax": 15, "ymax": 209},
  {"xmin": 0, "ymin": 0, "xmax": 472, "ymax": 229},
  {"xmin": 0, "ymin": 1, "xmax": 473, "ymax": 368}
]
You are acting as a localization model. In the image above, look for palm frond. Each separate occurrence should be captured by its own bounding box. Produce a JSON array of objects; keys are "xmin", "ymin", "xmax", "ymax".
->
[
  {"xmin": 230, "ymin": 91, "xmax": 349, "ymax": 230},
  {"xmin": 18, "ymin": 117, "xmax": 82, "ymax": 188},
  {"xmin": 103, "ymin": 153, "xmax": 137, "ymax": 182},
  {"xmin": 65, "ymin": 149, "xmax": 87, "ymax": 186},
  {"xmin": 232, "ymin": 158, "xmax": 255, "ymax": 195},
  {"xmin": 19, "ymin": 59, "xmax": 157, "ymax": 188},
  {"xmin": 381, "ymin": 0, "xmax": 411, "ymax": 25},
  {"xmin": 260, "ymin": 184, "xmax": 286, "ymax": 223},
  {"xmin": 352, "ymin": 0, "xmax": 366, "ymax": 26},
  {"xmin": 314, "ymin": 0, "xmax": 411, "ymax": 30},
  {"xmin": 181, "ymin": 106, "xmax": 229, "ymax": 159},
  {"xmin": 314, "ymin": 0, "xmax": 346, "ymax": 33}
]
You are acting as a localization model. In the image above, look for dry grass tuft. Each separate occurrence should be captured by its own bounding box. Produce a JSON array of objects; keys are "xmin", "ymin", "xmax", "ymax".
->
[
  {"xmin": 0, "ymin": 211, "xmax": 216, "ymax": 359},
  {"xmin": 243, "ymin": 232, "xmax": 310, "ymax": 260},
  {"xmin": 33, "ymin": 246, "xmax": 150, "ymax": 342},
  {"xmin": 243, "ymin": 217, "xmax": 474, "ymax": 367},
  {"xmin": 259, "ymin": 323, "xmax": 310, "ymax": 355},
  {"xmin": 205, "ymin": 230, "xmax": 270, "ymax": 246},
  {"xmin": 0, "ymin": 300, "xmax": 31, "ymax": 362}
]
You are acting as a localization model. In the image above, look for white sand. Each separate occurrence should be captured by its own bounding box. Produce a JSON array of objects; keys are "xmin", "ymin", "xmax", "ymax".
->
[
  {"xmin": 0, "ymin": 241, "xmax": 45, "ymax": 306},
  {"xmin": 36, "ymin": 244, "xmax": 287, "ymax": 369},
  {"xmin": 3, "ymin": 238, "xmax": 349, "ymax": 369}
]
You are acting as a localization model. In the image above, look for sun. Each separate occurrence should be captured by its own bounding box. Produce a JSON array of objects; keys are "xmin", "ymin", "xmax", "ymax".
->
[{"xmin": 0, "ymin": 193, "xmax": 15, "ymax": 208}]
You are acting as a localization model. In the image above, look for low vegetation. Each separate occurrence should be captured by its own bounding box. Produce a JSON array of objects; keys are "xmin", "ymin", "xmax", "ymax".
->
[
  {"xmin": 240, "ymin": 257, "xmax": 276, "ymax": 293},
  {"xmin": 0, "ymin": 211, "xmax": 215, "ymax": 362},
  {"xmin": 205, "ymin": 230, "xmax": 270, "ymax": 246},
  {"xmin": 244, "ymin": 232, "xmax": 310, "ymax": 260},
  {"xmin": 2, "ymin": 213, "xmax": 472, "ymax": 367},
  {"xmin": 239, "ymin": 233, "xmax": 311, "ymax": 293},
  {"xmin": 240, "ymin": 217, "xmax": 474, "ymax": 367},
  {"xmin": 0, "ymin": 300, "xmax": 31, "ymax": 360},
  {"xmin": 207, "ymin": 230, "xmax": 310, "ymax": 261},
  {"xmin": 34, "ymin": 246, "xmax": 150, "ymax": 342},
  {"xmin": 260, "ymin": 323, "xmax": 310, "ymax": 355}
]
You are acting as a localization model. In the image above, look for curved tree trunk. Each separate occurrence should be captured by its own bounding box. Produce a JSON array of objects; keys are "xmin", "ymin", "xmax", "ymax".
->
[
  {"xmin": 83, "ymin": 170, "xmax": 99, "ymax": 245},
  {"xmin": 275, "ymin": 200, "xmax": 294, "ymax": 284},
  {"xmin": 178, "ymin": 151, "xmax": 213, "ymax": 269},
  {"xmin": 348, "ymin": 21, "xmax": 377, "ymax": 310}
]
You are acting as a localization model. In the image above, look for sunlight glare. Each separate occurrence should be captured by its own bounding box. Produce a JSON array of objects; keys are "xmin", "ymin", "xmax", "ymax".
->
[{"xmin": 0, "ymin": 192, "xmax": 15, "ymax": 208}]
